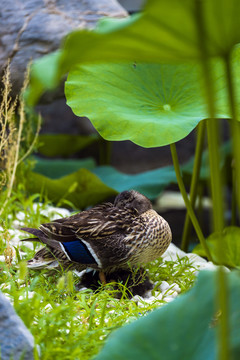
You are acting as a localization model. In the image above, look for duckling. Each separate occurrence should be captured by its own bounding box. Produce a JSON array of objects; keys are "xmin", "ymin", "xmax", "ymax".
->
[{"xmin": 21, "ymin": 190, "xmax": 172, "ymax": 282}]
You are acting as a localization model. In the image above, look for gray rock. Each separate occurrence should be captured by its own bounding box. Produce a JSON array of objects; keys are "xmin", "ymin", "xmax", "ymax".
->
[
  {"xmin": 0, "ymin": 291, "xmax": 34, "ymax": 360},
  {"xmin": 0, "ymin": 0, "xmax": 127, "ymax": 93}
]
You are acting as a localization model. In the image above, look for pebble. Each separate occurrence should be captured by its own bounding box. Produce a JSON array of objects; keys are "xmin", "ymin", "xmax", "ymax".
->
[
  {"xmin": 78, "ymin": 287, "xmax": 88, "ymax": 292},
  {"xmin": 164, "ymin": 296, "xmax": 176, "ymax": 303},
  {"xmin": 16, "ymin": 212, "xmax": 26, "ymax": 221},
  {"xmin": 162, "ymin": 243, "xmax": 187, "ymax": 262},
  {"xmin": 170, "ymin": 283, "xmax": 181, "ymax": 293},
  {"xmin": 143, "ymin": 290, "xmax": 153, "ymax": 299},
  {"xmin": 19, "ymin": 292, "xmax": 35, "ymax": 300},
  {"xmin": 159, "ymin": 281, "xmax": 170, "ymax": 293},
  {"xmin": 33, "ymin": 204, "xmax": 71, "ymax": 219},
  {"xmin": 155, "ymin": 293, "xmax": 163, "ymax": 301},
  {"xmin": 167, "ymin": 291, "xmax": 178, "ymax": 299},
  {"xmin": 132, "ymin": 295, "xmax": 144, "ymax": 304},
  {"xmin": 13, "ymin": 220, "xmax": 23, "ymax": 227},
  {"xmin": 44, "ymin": 304, "xmax": 52, "ymax": 311}
]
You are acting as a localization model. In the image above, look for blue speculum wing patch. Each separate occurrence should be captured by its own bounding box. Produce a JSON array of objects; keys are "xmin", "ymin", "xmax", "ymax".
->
[{"xmin": 62, "ymin": 240, "xmax": 97, "ymax": 264}]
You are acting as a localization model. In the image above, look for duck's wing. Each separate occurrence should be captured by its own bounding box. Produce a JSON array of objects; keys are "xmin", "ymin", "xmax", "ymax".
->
[
  {"xmin": 21, "ymin": 203, "xmax": 136, "ymax": 270},
  {"xmin": 52, "ymin": 203, "xmax": 133, "ymax": 238}
]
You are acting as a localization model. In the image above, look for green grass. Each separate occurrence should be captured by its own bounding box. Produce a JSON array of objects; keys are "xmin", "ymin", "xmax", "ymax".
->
[{"xmin": 0, "ymin": 194, "xmax": 197, "ymax": 360}]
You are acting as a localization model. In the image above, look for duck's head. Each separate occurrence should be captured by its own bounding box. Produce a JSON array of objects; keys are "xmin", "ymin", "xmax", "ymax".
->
[{"xmin": 114, "ymin": 190, "xmax": 152, "ymax": 214}]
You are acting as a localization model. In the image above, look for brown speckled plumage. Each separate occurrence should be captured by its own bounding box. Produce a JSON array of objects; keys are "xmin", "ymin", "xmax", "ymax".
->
[{"xmin": 21, "ymin": 190, "xmax": 172, "ymax": 275}]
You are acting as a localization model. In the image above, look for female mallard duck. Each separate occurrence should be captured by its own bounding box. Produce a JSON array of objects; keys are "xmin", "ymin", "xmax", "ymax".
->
[{"xmin": 21, "ymin": 190, "xmax": 172, "ymax": 281}]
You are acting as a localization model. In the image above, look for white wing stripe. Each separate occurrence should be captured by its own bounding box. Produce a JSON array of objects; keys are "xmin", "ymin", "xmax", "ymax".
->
[
  {"xmin": 80, "ymin": 239, "xmax": 102, "ymax": 268},
  {"xmin": 59, "ymin": 243, "xmax": 72, "ymax": 261}
]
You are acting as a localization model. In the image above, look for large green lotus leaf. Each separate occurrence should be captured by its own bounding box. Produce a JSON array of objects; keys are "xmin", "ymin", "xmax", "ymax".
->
[
  {"xmin": 95, "ymin": 270, "xmax": 240, "ymax": 360},
  {"xmin": 38, "ymin": 134, "xmax": 99, "ymax": 157},
  {"xmin": 27, "ymin": 0, "xmax": 240, "ymax": 106},
  {"xmin": 193, "ymin": 226, "xmax": 240, "ymax": 268},
  {"xmin": 34, "ymin": 157, "xmax": 96, "ymax": 179},
  {"xmin": 93, "ymin": 165, "xmax": 176, "ymax": 200},
  {"xmin": 26, "ymin": 169, "xmax": 117, "ymax": 208},
  {"xmin": 65, "ymin": 61, "xmax": 231, "ymax": 147},
  {"xmin": 59, "ymin": 0, "xmax": 240, "ymax": 74}
]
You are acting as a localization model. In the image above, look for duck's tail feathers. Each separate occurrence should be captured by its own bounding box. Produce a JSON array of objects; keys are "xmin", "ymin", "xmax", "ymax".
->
[
  {"xmin": 27, "ymin": 258, "xmax": 59, "ymax": 270},
  {"xmin": 27, "ymin": 246, "xmax": 60, "ymax": 270},
  {"xmin": 21, "ymin": 227, "xmax": 44, "ymax": 238},
  {"xmin": 21, "ymin": 227, "xmax": 64, "ymax": 254},
  {"xmin": 21, "ymin": 237, "xmax": 41, "ymax": 242}
]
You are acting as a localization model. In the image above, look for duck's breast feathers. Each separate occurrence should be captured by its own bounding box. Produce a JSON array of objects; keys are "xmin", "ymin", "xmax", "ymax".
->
[{"xmin": 140, "ymin": 209, "xmax": 172, "ymax": 244}]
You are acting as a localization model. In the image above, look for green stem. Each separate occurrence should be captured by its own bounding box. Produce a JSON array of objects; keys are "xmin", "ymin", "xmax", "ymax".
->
[
  {"xmin": 194, "ymin": 2, "xmax": 229, "ymax": 360},
  {"xmin": 231, "ymin": 164, "xmax": 237, "ymax": 226},
  {"xmin": 206, "ymin": 118, "xmax": 224, "ymax": 232},
  {"xmin": 181, "ymin": 120, "xmax": 206, "ymax": 251},
  {"xmin": 197, "ymin": 182, "xmax": 204, "ymax": 224},
  {"xmin": 170, "ymin": 143, "xmax": 212, "ymax": 261},
  {"xmin": 194, "ymin": 1, "xmax": 224, "ymax": 233},
  {"xmin": 99, "ymin": 140, "xmax": 112, "ymax": 165},
  {"xmin": 105, "ymin": 140, "xmax": 112, "ymax": 165},
  {"xmin": 224, "ymin": 53, "xmax": 240, "ymax": 215},
  {"xmin": 199, "ymin": 52, "xmax": 224, "ymax": 233}
]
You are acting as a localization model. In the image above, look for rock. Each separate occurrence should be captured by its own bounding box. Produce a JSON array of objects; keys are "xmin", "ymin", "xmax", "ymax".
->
[
  {"xmin": 0, "ymin": 291, "xmax": 34, "ymax": 360},
  {"xmin": 0, "ymin": 0, "xmax": 127, "ymax": 94}
]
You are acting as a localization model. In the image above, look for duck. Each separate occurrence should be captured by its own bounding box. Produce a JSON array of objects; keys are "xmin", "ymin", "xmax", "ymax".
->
[{"xmin": 21, "ymin": 190, "xmax": 172, "ymax": 283}]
